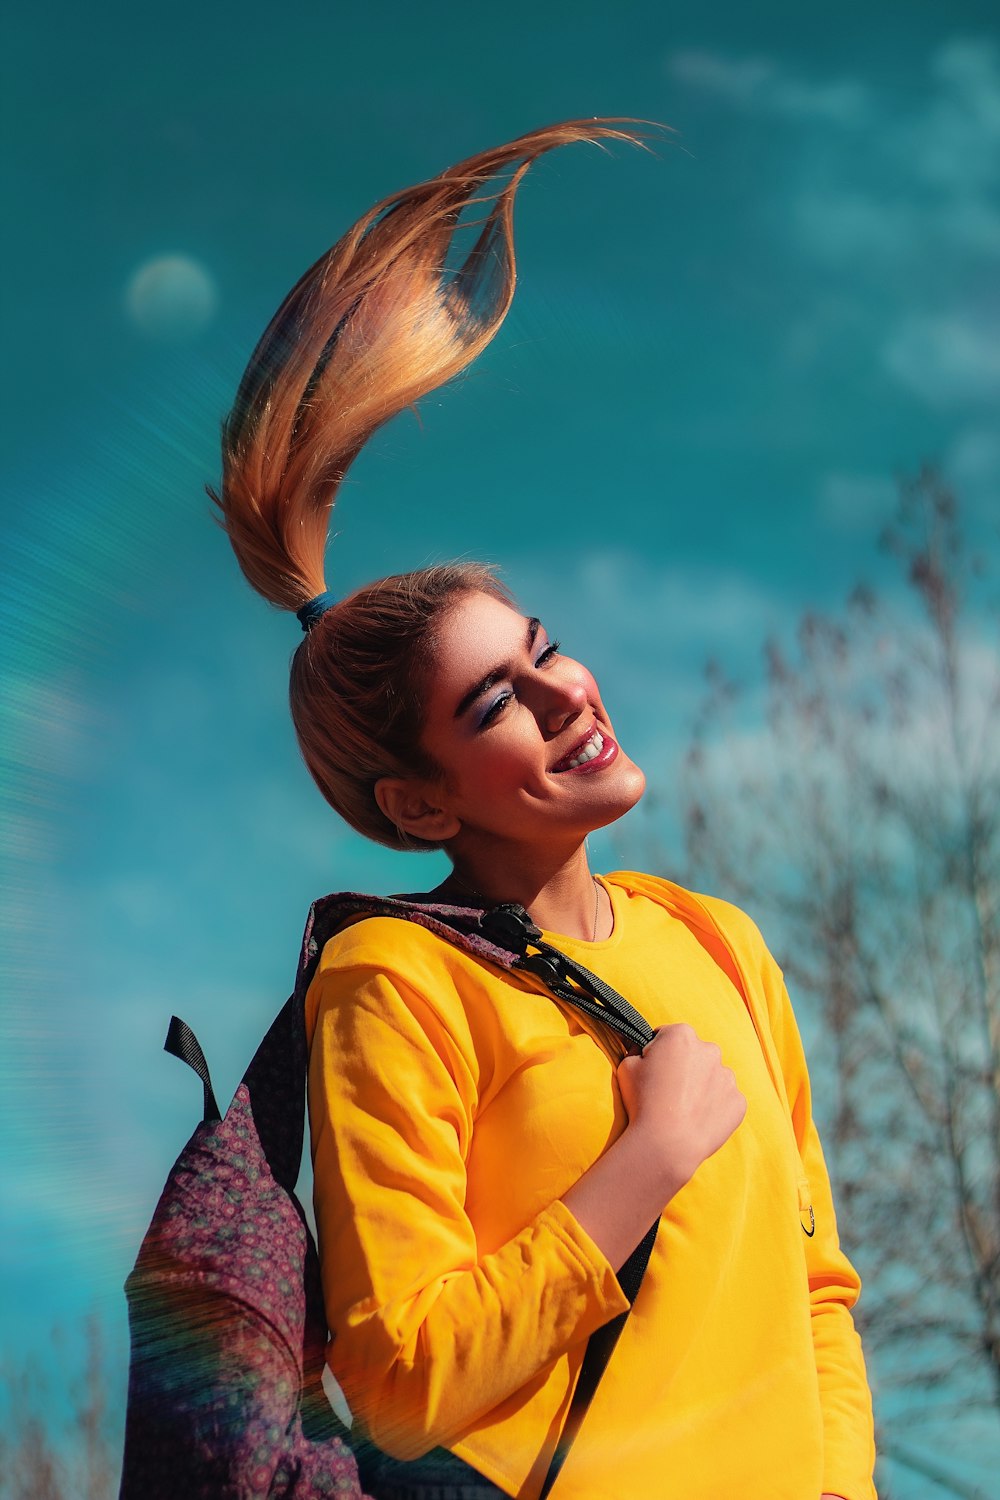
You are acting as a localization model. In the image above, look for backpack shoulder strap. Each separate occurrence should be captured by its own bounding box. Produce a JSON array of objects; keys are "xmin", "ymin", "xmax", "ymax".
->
[
  {"xmin": 304, "ymin": 892, "xmax": 658, "ymax": 1051},
  {"xmin": 164, "ymin": 1016, "xmax": 221, "ymax": 1123}
]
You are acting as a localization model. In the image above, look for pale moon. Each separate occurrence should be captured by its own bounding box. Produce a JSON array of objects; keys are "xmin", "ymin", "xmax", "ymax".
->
[{"xmin": 125, "ymin": 254, "xmax": 218, "ymax": 340}]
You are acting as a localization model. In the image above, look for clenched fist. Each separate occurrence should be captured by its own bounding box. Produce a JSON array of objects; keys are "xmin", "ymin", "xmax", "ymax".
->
[{"xmin": 616, "ymin": 1023, "xmax": 747, "ymax": 1198}]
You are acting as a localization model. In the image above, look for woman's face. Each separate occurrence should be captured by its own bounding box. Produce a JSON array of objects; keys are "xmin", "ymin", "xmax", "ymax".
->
[{"xmin": 411, "ymin": 591, "xmax": 646, "ymax": 850}]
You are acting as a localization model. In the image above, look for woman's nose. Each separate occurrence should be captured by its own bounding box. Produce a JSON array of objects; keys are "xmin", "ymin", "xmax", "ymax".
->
[{"xmin": 540, "ymin": 673, "xmax": 589, "ymax": 734}]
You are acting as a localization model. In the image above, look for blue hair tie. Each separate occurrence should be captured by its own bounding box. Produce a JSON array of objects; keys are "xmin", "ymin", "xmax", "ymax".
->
[{"xmin": 296, "ymin": 590, "xmax": 338, "ymax": 632}]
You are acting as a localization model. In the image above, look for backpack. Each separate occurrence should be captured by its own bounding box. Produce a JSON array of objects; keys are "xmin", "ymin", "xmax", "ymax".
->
[{"xmin": 119, "ymin": 893, "xmax": 656, "ymax": 1500}]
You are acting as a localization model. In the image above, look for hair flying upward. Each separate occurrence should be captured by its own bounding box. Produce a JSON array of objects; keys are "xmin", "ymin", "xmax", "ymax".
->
[{"xmin": 207, "ymin": 116, "xmax": 665, "ymax": 847}]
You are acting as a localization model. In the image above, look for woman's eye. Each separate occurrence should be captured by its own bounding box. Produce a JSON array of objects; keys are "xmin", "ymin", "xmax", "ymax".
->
[
  {"xmin": 478, "ymin": 692, "xmax": 513, "ymax": 729},
  {"xmin": 476, "ymin": 641, "xmax": 561, "ymax": 729}
]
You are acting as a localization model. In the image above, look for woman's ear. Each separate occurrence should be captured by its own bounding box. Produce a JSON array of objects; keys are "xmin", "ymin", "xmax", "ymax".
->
[{"xmin": 374, "ymin": 777, "xmax": 462, "ymax": 844}]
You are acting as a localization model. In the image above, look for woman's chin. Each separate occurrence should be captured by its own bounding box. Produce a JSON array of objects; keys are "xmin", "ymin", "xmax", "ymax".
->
[
  {"xmin": 585, "ymin": 757, "xmax": 647, "ymax": 833},
  {"xmin": 617, "ymin": 752, "xmax": 646, "ymax": 805}
]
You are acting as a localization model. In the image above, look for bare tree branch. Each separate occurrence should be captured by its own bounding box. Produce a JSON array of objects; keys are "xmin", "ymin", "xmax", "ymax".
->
[{"xmin": 667, "ymin": 468, "xmax": 1000, "ymax": 1428}]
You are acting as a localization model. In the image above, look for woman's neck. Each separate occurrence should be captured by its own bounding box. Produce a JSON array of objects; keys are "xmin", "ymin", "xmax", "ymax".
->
[{"xmin": 434, "ymin": 841, "xmax": 612, "ymax": 942}]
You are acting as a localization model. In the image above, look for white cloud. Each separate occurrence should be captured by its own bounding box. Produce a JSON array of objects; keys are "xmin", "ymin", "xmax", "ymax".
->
[
  {"xmin": 911, "ymin": 37, "xmax": 1000, "ymax": 192},
  {"xmin": 883, "ymin": 313, "xmax": 1000, "ymax": 408},
  {"xmin": 823, "ymin": 36, "xmax": 1000, "ymax": 260},
  {"xmin": 671, "ymin": 36, "xmax": 1000, "ymax": 265},
  {"xmin": 793, "ymin": 191, "xmax": 916, "ymax": 262},
  {"xmin": 947, "ymin": 426, "xmax": 1000, "ymax": 489},
  {"xmin": 939, "ymin": 196, "xmax": 1000, "ymax": 255},
  {"xmin": 872, "ymin": 37, "xmax": 1000, "ymax": 257},
  {"xmin": 511, "ymin": 549, "xmax": 789, "ymax": 669},
  {"xmin": 572, "ymin": 550, "xmax": 785, "ymax": 646},
  {"xmin": 818, "ymin": 472, "xmax": 898, "ymax": 531},
  {"xmin": 666, "ymin": 49, "xmax": 871, "ymax": 127},
  {"xmin": 690, "ymin": 622, "xmax": 1000, "ymax": 822},
  {"xmin": 936, "ymin": 427, "xmax": 1000, "ymax": 521}
]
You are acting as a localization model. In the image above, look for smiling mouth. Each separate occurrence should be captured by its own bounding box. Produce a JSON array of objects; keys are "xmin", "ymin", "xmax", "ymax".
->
[{"xmin": 552, "ymin": 724, "xmax": 606, "ymax": 772}]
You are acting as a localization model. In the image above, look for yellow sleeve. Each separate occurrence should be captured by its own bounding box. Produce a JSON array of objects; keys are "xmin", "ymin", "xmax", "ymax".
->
[
  {"xmin": 306, "ymin": 957, "xmax": 630, "ymax": 1461},
  {"xmin": 755, "ymin": 929, "xmax": 879, "ymax": 1500}
]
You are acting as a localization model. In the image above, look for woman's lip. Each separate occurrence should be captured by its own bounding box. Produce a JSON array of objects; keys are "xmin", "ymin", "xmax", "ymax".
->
[
  {"xmin": 552, "ymin": 722, "xmax": 601, "ymax": 770},
  {"xmin": 552, "ymin": 732, "xmax": 619, "ymax": 775}
]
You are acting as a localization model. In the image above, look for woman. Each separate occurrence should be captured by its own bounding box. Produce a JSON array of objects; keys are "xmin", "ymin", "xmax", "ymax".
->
[{"xmin": 209, "ymin": 118, "xmax": 877, "ymax": 1500}]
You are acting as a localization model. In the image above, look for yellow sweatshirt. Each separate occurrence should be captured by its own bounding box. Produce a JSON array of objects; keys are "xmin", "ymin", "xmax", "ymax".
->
[{"xmin": 304, "ymin": 872, "xmax": 877, "ymax": 1500}]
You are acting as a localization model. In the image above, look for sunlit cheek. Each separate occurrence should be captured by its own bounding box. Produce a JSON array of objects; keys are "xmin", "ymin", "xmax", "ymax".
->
[
  {"xmin": 456, "ymin": 734, "xmax": 546, "ymax": 804},
  {"xmin": 476, "ymin": 752, "xmax": 536, "ymax": 796}
]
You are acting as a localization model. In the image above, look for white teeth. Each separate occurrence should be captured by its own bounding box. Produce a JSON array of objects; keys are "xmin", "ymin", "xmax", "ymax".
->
[{"xmin": 563, "ymin": 728, "xmax": 604, "ymax": 770}]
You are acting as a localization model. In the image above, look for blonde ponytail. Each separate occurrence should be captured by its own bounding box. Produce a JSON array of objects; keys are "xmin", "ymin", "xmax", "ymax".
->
[
  {"xmin": 208, "ymin": 117, "xmax": 662, "ymax": 610},
  {"xmin": 207, "ymin": 116, "xmax": 665, "ymax": 846}
]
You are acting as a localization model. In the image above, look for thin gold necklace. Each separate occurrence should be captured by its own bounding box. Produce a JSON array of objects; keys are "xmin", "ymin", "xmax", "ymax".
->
[{"xmin": 448, "ymin": 871, "xmax": 602, "ymax": 943}]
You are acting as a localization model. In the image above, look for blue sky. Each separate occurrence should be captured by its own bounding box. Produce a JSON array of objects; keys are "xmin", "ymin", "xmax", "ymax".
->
[{"xmin": 4, "ymin": 2, "xmax": 1000, "ymax": 1489}]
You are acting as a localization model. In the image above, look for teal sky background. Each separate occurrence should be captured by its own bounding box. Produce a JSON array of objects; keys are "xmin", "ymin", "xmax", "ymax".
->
[{"xmin": 4, "ymin": 2, "xmax": 1000, "ymax": 1491}]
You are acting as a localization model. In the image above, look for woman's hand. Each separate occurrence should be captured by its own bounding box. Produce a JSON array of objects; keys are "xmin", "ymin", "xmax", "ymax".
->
[
  {"xmin": 561, "ymin": 1023, "xmax": 746, "ymax": 1272},
  {"xmin": 616, "ymin": 1024, "xmax": 747, "ymax": 1201}
]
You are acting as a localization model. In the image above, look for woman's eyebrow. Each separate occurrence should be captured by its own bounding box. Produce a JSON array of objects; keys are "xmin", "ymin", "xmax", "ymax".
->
[{"xmin": 453, "ymin": 617, "xmax": 542, "ymax": 719}]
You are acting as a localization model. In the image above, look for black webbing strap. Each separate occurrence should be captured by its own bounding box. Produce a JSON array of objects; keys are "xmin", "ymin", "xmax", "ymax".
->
[
  {"xmin": 164, "ymin": 1015, "xmax": 221, "ymax": 1123},
  {"xmin": 479, "ymin": 904, "xmax": 661, "ymax": 1496},
  {"xmin": 481, "ymin": 903, "xmax": 656, "ymax": 1053},
  {"xmin": 538, "ymin": 1217, "xmax": 658, "ymax": 1500},
  {"xmin": 520, "ymin": 944, "xmax": 655, "ymax": 1055}
]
